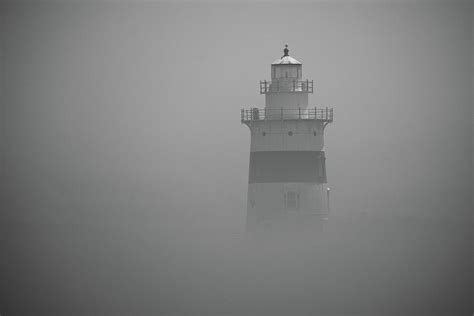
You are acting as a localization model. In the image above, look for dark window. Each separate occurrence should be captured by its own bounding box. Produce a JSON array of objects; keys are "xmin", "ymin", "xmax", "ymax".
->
[
  {"xmin": 313, "ymin": 131, "xmax": 317, "ymax": 136},
  {"xmin": 262, "ymin": 132, "xmax": 266, "ymax": 136},
  {"xmin": 288, "ymin": 131, "xmax": 293, "ymax": 136},
  {"xmin": 285, "ymin": 191, "xmax": 298, "ymax": 209}
]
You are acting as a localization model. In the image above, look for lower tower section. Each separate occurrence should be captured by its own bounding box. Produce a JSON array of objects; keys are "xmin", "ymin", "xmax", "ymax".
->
[
  {"xmin": 246, "ymin": 182, "xmax": 328, "ymax": 233},
  {"xmin": 242, "ymin": 111, "xmax": 333, "ymax": 233}
]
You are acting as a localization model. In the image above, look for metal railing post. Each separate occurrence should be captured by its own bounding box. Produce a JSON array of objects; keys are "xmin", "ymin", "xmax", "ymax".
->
[
  {"xmin": 281, "ymin": 108, "xmax": 283, "ymax": 120},
  {"xmin": 298, "ymin": 107, "xmax": 301, "ymax": 120}
]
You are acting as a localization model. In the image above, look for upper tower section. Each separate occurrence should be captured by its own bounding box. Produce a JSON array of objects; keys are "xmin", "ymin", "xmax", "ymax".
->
[
  {"xmin": 242, "ymin": 45, "xmax": 333, "ymax": 123},
  {"xmin": 260, "ymin": 44, "xmax": 313, "ymax": 94},
  {"xmin": 271, "ymin": 44, "xmax": 302, "ymax": 80}
]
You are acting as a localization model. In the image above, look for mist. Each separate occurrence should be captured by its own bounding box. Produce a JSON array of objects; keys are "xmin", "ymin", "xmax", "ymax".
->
[{"xmin": 0, "ymin": 2, "xmax": 472, "ymax": 315}]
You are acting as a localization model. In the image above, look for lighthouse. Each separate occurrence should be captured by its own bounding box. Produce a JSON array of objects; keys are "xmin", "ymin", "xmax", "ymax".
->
[{"xmin": 241, "ymin": 45, "xmax": 333, "ymax": 232}]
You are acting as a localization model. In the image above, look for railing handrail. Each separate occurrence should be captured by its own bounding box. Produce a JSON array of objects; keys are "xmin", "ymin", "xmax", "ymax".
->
[
  {"xmin": 241, "ymin": 107, "xmax": 334, "ymax": 123},
  {"xmin": 259, "ymin": 79, "xmax": 314, "ymax": 94},
  {"xmin": 260, "ymin": 79, "xmax": 312, "ymax": 83}
]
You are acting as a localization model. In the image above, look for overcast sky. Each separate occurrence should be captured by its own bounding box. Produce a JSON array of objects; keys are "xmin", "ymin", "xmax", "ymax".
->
[{"xmin": 2, "ymin": 1, "xmax": 472, "ymax": 220}]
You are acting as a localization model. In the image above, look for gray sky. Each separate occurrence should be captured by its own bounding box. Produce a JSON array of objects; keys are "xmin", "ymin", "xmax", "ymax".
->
[
  {"xmin": 3, "ymin": 2, "xmax": 471, "ymax": 220},
  {"xmin": 1, "ymin": 2, "xmax": 472, "ymax": 314}
]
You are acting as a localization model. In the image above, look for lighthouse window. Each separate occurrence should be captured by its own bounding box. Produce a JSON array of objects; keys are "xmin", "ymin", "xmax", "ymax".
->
[
  {"xmin": 262, "ymin": 132, "xmax": 266, "ymax": 136},
  {"xmin": 313, "ymin": 131, "xmax": 317, "ymax": 136},
  {"xmin": 288, "ymin": 131, "xmax": 293, "ymax": 136},
  {"xmin": 285, "ymin": 191, "xmax": 299, "ymax": 209}
]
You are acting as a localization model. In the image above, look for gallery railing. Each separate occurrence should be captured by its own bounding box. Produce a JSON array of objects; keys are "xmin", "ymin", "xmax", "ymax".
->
[
  {"xmin": 259, "ymin": 80, "xmax": 313, "ymax": 94},
  {"xmin": 241, "ymin": 107, "xmax": 334, "ymax": 123}
]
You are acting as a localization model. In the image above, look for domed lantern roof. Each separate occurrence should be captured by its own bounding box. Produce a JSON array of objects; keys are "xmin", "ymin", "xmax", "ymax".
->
[{"xmin": 271, "ymin": 44, "xmax": 302, "ymax": 65}]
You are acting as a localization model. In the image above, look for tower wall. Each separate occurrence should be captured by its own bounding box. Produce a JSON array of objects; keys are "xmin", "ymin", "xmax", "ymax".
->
[
  {"xmin": 246, "ymin": 120, "xmax": 328, "ymax": 232},
  {"xmin": 265, "ymin": 92, "xmax": 308, "ymax": 112},
  {"xmin": 249, "ymin": 120, "xmax": 324, "ymax": 152},
  {"xmin": 246, "ymin": 182, "xmax": 325, "ymax": 232}
]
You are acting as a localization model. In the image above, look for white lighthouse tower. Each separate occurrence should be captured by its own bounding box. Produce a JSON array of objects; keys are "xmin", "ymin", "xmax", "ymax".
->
[{"xmin": 241, "ymin": 45, "xmax": 333, "ymax": 232}]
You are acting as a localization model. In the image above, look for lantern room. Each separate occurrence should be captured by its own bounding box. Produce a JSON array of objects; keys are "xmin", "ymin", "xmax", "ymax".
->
[{"xmin": 271, "ymin": 44, "xmax": 302, "ymax": 80}]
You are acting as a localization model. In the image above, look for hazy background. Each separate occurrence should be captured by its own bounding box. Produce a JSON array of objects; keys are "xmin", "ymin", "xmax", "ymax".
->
[{"xmin": 0, "ymin": 1, "xmax": 472, "ymax": 315}]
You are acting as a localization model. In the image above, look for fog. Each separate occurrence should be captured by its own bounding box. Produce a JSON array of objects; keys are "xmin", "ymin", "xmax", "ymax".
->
[{"xmin": 0, "ymin": 2, "xmax": 472, "ymax": 315}]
